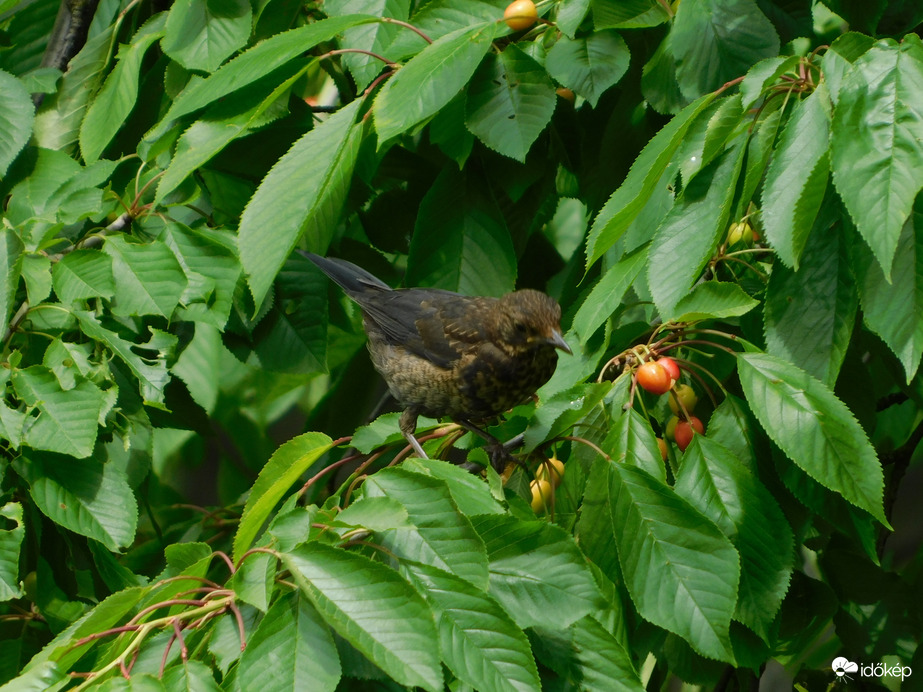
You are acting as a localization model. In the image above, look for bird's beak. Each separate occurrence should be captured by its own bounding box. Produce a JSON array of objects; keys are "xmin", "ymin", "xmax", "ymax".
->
[{"xmin": 548, "ymin": 329, "xmax": 572, "ymax": 355}]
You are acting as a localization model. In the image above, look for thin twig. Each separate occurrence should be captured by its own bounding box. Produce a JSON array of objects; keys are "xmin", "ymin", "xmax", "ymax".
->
[{"xmin": 378, "ymin": 17, "xmax": 432, "ymax": 43}]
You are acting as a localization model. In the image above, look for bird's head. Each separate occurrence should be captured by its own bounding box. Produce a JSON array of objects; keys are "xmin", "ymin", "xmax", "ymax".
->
[{"xmin": 492, "ymin": 290, "xmax": 572, "ymax": 356}]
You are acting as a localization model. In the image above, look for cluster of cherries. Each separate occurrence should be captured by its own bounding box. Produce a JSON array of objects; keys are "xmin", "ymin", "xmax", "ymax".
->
[{"xmin": 636, "ymin": 357, "xmax": 704, "ymax": 453}]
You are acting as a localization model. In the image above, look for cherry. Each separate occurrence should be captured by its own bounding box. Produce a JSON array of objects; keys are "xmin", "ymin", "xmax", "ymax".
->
[
  {"xmin": 674, "ymin": 416, "xmax": 704, "ymax": 452},
  {"xmin": 668, "ymin": 384, "xmax": 698, "ymax": 415},
  {"xmin": 504, "ymin": 0, "xmax": 537, "ymax": 30},
  {"xmin": 637, "ymin": 361, "xmax": 672, "ymax": 395},
  {"xmin": 727, "ymin": 221, "xmax": 754, "ymax": 245},
  {"xmin": 536, "ymin": 457, "xmax": 565, "ymax": 486},
  {"xmin": 658, "ymin": 357, "xmax": 680, "ymax": 382},
  {"xmin": 657, "ymin": 438, "xmax": 668, "ymax": 461},
  {"xmin": 530, "ymin": 479, "xmax": 553, "ymax": 513}
]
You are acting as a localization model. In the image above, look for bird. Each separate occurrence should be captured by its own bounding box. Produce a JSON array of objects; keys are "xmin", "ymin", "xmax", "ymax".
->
[{"xmin": 304, "ymin": 252, "xmax": 571, "ymax": 463}]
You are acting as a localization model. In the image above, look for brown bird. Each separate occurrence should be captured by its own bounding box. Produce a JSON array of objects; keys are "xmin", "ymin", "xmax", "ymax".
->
[{"xmin": 305, "ymin": 253, "xmax": 571, "ymax": 462}]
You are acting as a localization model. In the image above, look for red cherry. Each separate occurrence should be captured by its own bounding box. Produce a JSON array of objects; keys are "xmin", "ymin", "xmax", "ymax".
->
[
  {"xmin": 674, "ymin": 416, "xmax": 705, "ymax": 452},
  {"xmin": 637, "ymin": 361, "xmax": 672, "ymax": 395},
  {"xmin": 658, "ymin": 357, "xmax": 680, "ymax": 383}
]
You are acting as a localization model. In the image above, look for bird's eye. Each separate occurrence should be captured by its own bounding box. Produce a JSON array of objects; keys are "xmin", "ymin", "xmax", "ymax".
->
[{"xmin": 515, "ymin": 323, "xmax": 528, "ymax": 334}]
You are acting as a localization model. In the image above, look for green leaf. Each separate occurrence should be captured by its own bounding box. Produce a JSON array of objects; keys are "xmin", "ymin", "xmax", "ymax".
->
[
  {"xmin": 326, "ymin": 0, "xmax": 410, "ymax": 90},
  {"xmin": 240, "ymin": 99, "xmax": 362, "ymax": 311},
  {"xmin": 103, "ymin": 236, "xmax": 187, "ymax": 318},
  {"xmin": 402, "ymin": 561, "xmax": 541, "ymax": 692},
  {"xmin": 673, "ymin": 281, "xmax": 759, "ymax": 321},
  {"xmin": 738, "ymin": 55, "xmax": 799, "ymax": 111},
  {"xmin": 736, "ymin": 352, "xmax": 888, "ymax": 525},
  {"xmin": 641, "ymin": 36, "xmax": 685, "ymax": 115},
  {"xmin": 821, "ymin": 32, "xmax": 875, "ymax": 104},
  {"xmin": 522, "ymin": 382, "xmax": 610, "ymax": 452},
  {"xmin": 23, "ymin": 584, "xmax": 150, "ymax": 673},
  {"xmin": 352, "ymin": 412, "xmax": 419, "ymax": 453},
  {"xmin": 14, "ymin": 451, "xmax": 138, "ymax": 551},
  {"xmin": 850, "ymin": 207, "xmax": 923, "ymax": 383},
  {"xmin": 671, "ymin": 0, "xmax": 780, "ymax": 100},
  {"xmin": 229, "ymin": 552, "xmax": 274, "ymax": 612},
  {"xmin": 675, "ymin": 437, "xmax": 794, "ymax": 641},
  {"xmin": 572, "ymin": 615, "xmax": 644, "ymax": 691},
  {"xmin": 761, "ymin": 86, "xmax": 831, "ymax": 269},
  {"xmin": 586, "ymin": 93, "xmax": 717, "ymax": 268},
  {"xmin": 18, "ymin": 67, "xmax": 62, "ymax": 95},
  {"xmin": 0, "ymin": 228, "xmax": 24, "ymax": 327},
  {"xmin": 21, "ymin": 255, "xmax": 52, "ymax": 304},
  {"xmin": 51, "ymin": 250, "xmax": 115, "ymax": 302},
  {"xmin": 363, "ymin": 468, "xmax": 489, "ymax": 588},
  {"xmin": 764, "ymin": 206, "xmax": 856, "ymax": 386},
  {"xmin": 73, "ymin": 311, "xmax": 173, "ymax": 406},
  {"xmin": 0, "ymin": 399, "xmax": 25, "ymax": 450},
  {"xmin": 12, "ymin": 365, "xmax": 103, "ymax": 458},
  {"xmin": 283, "ymin": 543, "xmax": 441, "ymax": 692},
  {"xmin": 333, "ymin": 496, "xmax": 412, "ymax": 533},
  {"xmin": 233, "ymin": 432, "xmax": 334, "ymax": 560},
  {"xmin": 471, "ymin": 514, "xmax": 604, "ymax": 630},
  {"xmin": 386, "ymin": 0, "xmax": 500, "ymax": 59},
  {"xmin": 5, "ymin": 148, "xmax": 80, "ymax": 244},
  {"xmin": 465, "ymin": 45, "xmax": 555, "ymax": 162},
  {"xmin": 401, "ymin": 457, "xmax": 505, "ymax": 516},
  {"xmin": 239, "ymin": 591, "xmax": 341, "ymax": 692},
  {"xmin": 155, "ymin": 72, "xmax": 298, "ymax": 202},
  {"xmin": 160, "ymin": 221, "xmax": 241, "ymax": 328},
  {"xmin": 151, "ymin": 15, "xmax": 377, "ymax": 133},
  {"xmin": 161, "ymin": 661, "xmax": 221, "ymax": 691},
  {"xmin": 647, "ymin": 142, "xmax": 746, "ymax": 318},
  {"xmin": 0, "ymin": 69, "xmax": 34, "ymax": 177},
  {"xmin": 830, "ymin": 35, "xmax": 923, "ymax": 277},
  {"xmin": 557, "ymin": 0, "xmax": 590, "ymax": 36},
  {"xmin": 0, "ymin": 502, "xmax": 24, "ymax": 601},
  {"xmin": 602, "ymin": 408, "xmax": 666, "ymax": 482},
  {"xmin": 430, "ymin": 92, "xmax": 475, "ymax": 166},
  {"xmin": 592, "ymin": 0, "xmax": 669, "ymax": 29},
  {"xmin": 162, "ymin": 0, "xmax": 251, "ymax": 73},
  {"xmin": 80, "ymin": 14, "xmax": 167, "ymax": 163},
  {"xmin": 545, "ymin": 30, "xmax": 630, "ymax": 108},
  {"xmin": 586, "ymin": 459, "xmax": 739, "ymax": 662},
  {"xmin": 32, "ymin": 22, "xmax": 117, "ymax": 151},
  {"xmin": 374, "ymin": 22, "xmax": 499, "ymax": 143},
  {"xmin": 706, "ymin": 395, "xmax": 758, "ymax": 473},
  {"xmin": 173, "ymin": 323, "xmax": 225, "ymax": 413},
  {"xmin": 0, "ymin": 662, "xmax": 67, "ymax": 692},
  {"xmin": 572, "ymin": 246, "xmax": 646, "ymax": 339},
  {"xmin": 407, "ymin": 168, "xmax": 516, "ymax": 296}
]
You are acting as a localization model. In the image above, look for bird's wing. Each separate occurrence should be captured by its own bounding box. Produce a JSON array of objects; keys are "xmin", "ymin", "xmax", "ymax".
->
[{"xmin": 362, "ymin": 289, "xmax": 493, "ymax": 369}]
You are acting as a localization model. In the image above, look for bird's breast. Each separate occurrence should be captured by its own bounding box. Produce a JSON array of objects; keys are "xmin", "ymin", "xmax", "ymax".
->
[{"xmin": 455, "ymin": 343, "xmax": 559, "ymax": 420}]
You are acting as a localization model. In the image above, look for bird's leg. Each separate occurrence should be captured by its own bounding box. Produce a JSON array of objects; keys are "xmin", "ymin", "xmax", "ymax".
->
[
  {"xmin": 455, "ymin": 419, "xmax": 518, "ymax": 472},
  {"xmin": 455, "ymin": 418, "xmax": 501, "ymax": 446},
  {"xmin": 399, "ymin": 409, "xmax": 428, "ymax": 459}
]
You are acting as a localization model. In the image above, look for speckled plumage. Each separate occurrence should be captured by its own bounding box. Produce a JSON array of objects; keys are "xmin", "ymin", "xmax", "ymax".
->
[{"xmin": 306, "ymin": 253, "xmax": 570, "ymax": 457}]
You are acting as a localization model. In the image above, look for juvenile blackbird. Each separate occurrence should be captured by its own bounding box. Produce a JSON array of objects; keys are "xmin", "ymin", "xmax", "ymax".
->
[{"xmin": 305, "ymin": 253, "xmax": 571, "ymax": 460}]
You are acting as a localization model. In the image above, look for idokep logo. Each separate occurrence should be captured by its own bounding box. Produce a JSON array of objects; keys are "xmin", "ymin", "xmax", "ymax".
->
[
  {"xmin": 831, "ymin": 656, "xmax": 912, "ymax": 683},
  {"xmin": 831, "ymin": 657, "xmax": 858, "ymax": 680}
]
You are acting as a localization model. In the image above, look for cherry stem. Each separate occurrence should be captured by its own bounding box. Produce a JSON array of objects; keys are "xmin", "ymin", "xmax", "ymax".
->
[
  {"xmin": 562, "ymin": 435, "xmax": 610, "ymax": 461},
  {"xmin": 320, "ymin": 48, "xmax": 396, "ymax": 67},
  {"xmin": 720, "ymin": 254, "xmax": 769, "ymax": 280},
  {"xmin": 670, "ymin": 357, "xmax": 723, "ymax": 408},
  {"xmin": 378, "ymin": 17, "xmax": 432, "ymax": 43}
]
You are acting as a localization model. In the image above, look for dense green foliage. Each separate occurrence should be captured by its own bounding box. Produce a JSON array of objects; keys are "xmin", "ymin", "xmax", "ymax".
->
[{"xmin": 1, "ymin": 0, "xmax": 922, "ymax": 689}]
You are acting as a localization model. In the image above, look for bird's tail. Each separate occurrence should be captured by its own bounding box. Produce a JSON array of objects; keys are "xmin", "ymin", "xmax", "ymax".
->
[{"xmin": 300, "ymin": 251, "xmax": 392, "ymax": 296}]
